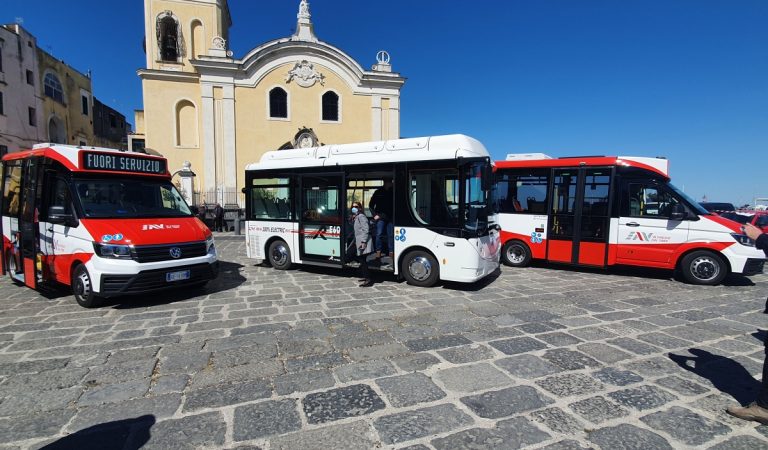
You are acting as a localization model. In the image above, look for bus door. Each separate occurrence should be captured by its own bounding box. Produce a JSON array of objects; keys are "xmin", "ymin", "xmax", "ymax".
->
[
  {"xmin": 17, "ymin": 157, "xmax": 43, "ymax": 287},
  {"xmin": 298, "ymin": 174, "xmax": 344, "ymax": 265},
  {"xmin": 548, "ymin": 167, "xmax": 612, "ymax": 266}
]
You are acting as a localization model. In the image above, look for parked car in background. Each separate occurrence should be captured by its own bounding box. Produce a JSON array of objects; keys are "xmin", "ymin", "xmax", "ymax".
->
[
  {"xmin": 700, "ymin": 202, "xmax": 736, "ymax": 213},
  {"xmin": 749, "ymin": 211, "xmax": 768, "ymax": 233}
]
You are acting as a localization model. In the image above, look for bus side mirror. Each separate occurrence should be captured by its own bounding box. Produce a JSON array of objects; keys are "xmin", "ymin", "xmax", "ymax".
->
[
  {"xmin": 670, "ymin": 204, "xmax": 687, "ymax": 221},
  {"xmin": 48, "ymin": 206, "xmax": 76, "ymax": 226}
]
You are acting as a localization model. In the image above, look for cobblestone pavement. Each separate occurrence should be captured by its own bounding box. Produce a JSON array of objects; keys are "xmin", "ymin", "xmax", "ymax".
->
[{"xmin": 1, "ymin": 236, "xmax": 768, "ymax": 449}]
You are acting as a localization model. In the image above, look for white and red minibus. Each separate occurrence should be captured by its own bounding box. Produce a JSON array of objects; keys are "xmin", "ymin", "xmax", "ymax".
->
[
  {"xmin": 1, "ymin": 144, "xmax": 218, "ymax": 307},
  {"xmin": 494, "ymin": 154, "xmax": 765, "ymax": 285}
]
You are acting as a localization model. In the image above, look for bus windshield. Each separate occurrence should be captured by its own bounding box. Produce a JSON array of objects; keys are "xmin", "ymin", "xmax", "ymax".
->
[
  {"xmin": 73, "ymin": 178, "xmax": 192, "ymax": 218},
  {"xmin": 464, "ymin": 162, "xmax": 490, "ymax": 233}
]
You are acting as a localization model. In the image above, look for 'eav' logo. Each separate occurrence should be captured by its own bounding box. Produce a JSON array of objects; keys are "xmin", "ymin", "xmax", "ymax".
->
[
  {"xmin": 142, "ymin": 224, "xmax": 165, "ymax": 230},
  {"xmin": 626, "ymin": 231, "xmax": 654, "ymax": 241}
]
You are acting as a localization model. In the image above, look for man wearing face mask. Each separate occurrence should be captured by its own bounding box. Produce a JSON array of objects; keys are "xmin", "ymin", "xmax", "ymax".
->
[{"xmin": 351, "ymin": 201, "xmax": 374, "ymax": 287}]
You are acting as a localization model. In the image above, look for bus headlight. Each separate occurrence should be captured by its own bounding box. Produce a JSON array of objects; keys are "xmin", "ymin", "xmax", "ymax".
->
[
  {"xmin": 731, "ymin": 234, "xmax": 755, "ymax": 247},
  {"xmin": 206, "ymin": 235, "xmax": 216, "ymax": 254},
  {"xmin": 94, "ymin": 243, "xmax": 133, "ymax": 258}
]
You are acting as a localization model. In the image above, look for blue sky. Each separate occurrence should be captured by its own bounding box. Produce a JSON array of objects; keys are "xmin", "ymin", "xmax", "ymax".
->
[{"xmin": 4, "ymin": 0, "xmax": 767, "ymax": 205}]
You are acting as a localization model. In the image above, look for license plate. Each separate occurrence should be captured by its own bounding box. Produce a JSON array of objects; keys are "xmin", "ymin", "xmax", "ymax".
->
[{"xmin": 166, "ymin": 270, "xmax": 191, "ymax": 282}]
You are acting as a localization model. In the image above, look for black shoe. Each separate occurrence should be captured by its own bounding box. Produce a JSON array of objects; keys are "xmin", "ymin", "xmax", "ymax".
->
[{"xmin": 359, "ymin": 280, "xmax": 374, "ymax": 287}]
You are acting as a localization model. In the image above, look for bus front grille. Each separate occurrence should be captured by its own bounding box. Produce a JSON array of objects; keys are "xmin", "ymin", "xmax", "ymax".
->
[{"xmin": 132, "ymin": 241, "xmax": 207, "ymax": 263}]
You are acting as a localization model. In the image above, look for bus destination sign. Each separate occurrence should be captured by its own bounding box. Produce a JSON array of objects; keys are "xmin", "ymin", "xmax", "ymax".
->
[{"xmin": 82, "ymin": 152, "xmax": 166, "ymax": 175}]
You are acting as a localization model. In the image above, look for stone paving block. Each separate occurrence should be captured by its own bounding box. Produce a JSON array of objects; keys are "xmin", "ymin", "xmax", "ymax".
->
[
  {"xmin": 460, "ymin": 385, "xmax": 554, "ymax": 419},
  {"xmin": 183, "ymin": 379, "xmax": 272, "ymax": 411},
  {"xmin": 78, "ymin": 379, "xmax": 150, "ymax": 407},
  {"xmin": 273, "ymin": 369, "xmax": 336, "ymax": 395},
  {"xmin": 269, "ymin": 420, "xmax": 376, "ymax": 450},
  {"xmin": 434, "ymin": 363, "xmax": 512, "ymax": 392},
  {"xmin": 0, "ymin": 410, "xmax": 76, "ymax": 443},
  {"xmin": 189, "ymin": 361, "xmax": 283, "ymax": 389},
  {"xmin": 375, "ymin": 373, "xmax": 446, "ymax": 407},
  {"xmin": 576, "ymin": 343, "xmax": 632, "ymax": 364},
  {"xmin": 213, "ymin": 343, "xmax": 278, "ymax": 368},
  {"xmin": 67, "ymin": 394, "xmax": 182, "ymax": 432},
  {"xmin": 0, "ymin": 358, "xmax": 69, "ymax": 376},
  {"xmin": 709, "ymin": 435, "xmax": 768, "ymax": 450},
  {"xmin": 568, "ymin": 326, "xmax": 619, "ymax": 341},
  {"xmin": 374, "ymin": 404, "xmax": 473, "ymax": 445},
  {"xmin": 331, "ymin": 331, "xmax": 395, "ymax": 350},
  {"xmin": 159, "ymin": 351, "xmax": 211, "ymax": 374},
  {"xmin": 668, "ymin": 310, "xmax": 721, "ymax": 322},
  {"xmin": 1, "ymin": 367, "xmax": 89, "ymax": 392},
  {"xmin": 437, "ymin": 344, "xmax": 495, "ymax": 363},
  {"xmin": 489, "ymin": 336, "xmax": 548, "ymax": 355},
  {"xmin": 608, "ymin": 385, "xmax": 678, "ymax": 411},
  {"xmin": 654, "ymin": 375, "xmax": 710, "ymax": 396},
  {"xmin": 542, "ymin": 349, "xmax": 601, "ymax": 370},
  {"xmin": 334, "ymin": 359, "xmax": 397, "ymax": 382},
  {"xmin": 143, "ymin": 412, "xmax": 226, "ymax": 449},
  {"xmin": 537, "ymin": 373, "xmax": 604, "ymax": 397},
  {"xmin": 636, "ymin": 332, "xmax": 693, "ymax": 349},
  {"xmin": 233, "ymin": 399, "xmax": 302, "ymax": 441},
  {"xmin": 540, "ymin": 440, "xmax": 591, "ymax": 450},
  {"xmin": 569, "ymin": 395, "xmax": 629, "ymax": 424},
  {"xmin": 278, "ymin": 339, "xmax": 334, "ymax": 358},
  {"xmin": 347, "ymin": 343, "xmax": 410, "ymax": 362},
  {"xmin": 512, "ymin": 310, "xmax": 560, "ymax": 322},
  {"xmin": 516, "ymin": 321, "xmax": 566, "ymax": 334},
  {"xmin": 404, "ymin": 334, "xmax": 472, "ymax": 352},
  {"xmin": 0, "ymin": 387, "xmax": 82, "ymax": 417},
  {"xmin": 494, "ymin": 354, "xmax": 562, "ymax": 379},
  {"xmin": 151, "ymin": 374, "xmax": 189, "ymax": 395},
  {"xmin": 84, "ymin": 359, "xmax": 157, "ymax": 384},
  {"xmin": 284, "ymin": 352, "xmax": 348, "ymax": 373},
  {"xmin": 537, "ymin": 332, "xmax": 583, "ymax": 347},
  {"xmin": 392, "ymin": 352, "xmax": 441, "ymax": 372},
  {"xmin": 588, "ymin": 423, "xmax": 673, "ymax": 449},
  {"xmin": 529, "ymin": 407, "xmax": 585, "ymax": 435},
  {"xmin": 431, "ymin": 416, "xmax": 550, "ymax": 450},
  {"xmin": 640, "ymin": 406, "xmax": 731, "ymax": 446},
  {"xmin": 623, "ymin": 356, "xmax": 681, "ymax": 377},
  {"xmin": 302, "ymin": 384, "xmax": 385, "ymax": 424},
  {"xmin": 592, "ymin": 367, "xmax": 643, "ymax": 386},
  {"xmin": 606, "ymin": 337, "xmax": 661, "ymax": 355}
]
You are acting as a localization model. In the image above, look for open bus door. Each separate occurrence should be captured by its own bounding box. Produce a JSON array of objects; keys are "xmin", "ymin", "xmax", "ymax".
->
[
  {"xmin": 548, "ymin": 167, "xmax": 612, "ymax": 266},
  {"xmin": 8, "ymin": 157, "xmax": 43, "ymax": 288},
  {"xmin": 298, "ymin": 173, "xmax": 345, "ymax": 266}
]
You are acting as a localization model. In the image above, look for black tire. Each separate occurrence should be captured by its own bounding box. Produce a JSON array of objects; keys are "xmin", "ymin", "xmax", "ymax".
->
[
  {"xmin": 268, "ymin": 240, "xmax": 293, "ymax": 270},
  {"xmin": 679, "ymin": 250, "xmax": 728, "ymax": 285},
  {"xmin": 502, "ymin": 240, "xmax": 532, "ymax": 267},
  {"xmin": 401, "ymin": 250, "xmax": 439, "ymax": 287},
  {"xmin": 71, "ymin": 264, "xmax": 102, "ymax": 308}
]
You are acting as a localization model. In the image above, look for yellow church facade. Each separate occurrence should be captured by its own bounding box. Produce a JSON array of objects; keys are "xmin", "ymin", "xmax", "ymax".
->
[{"xmin": 134, "ymin": 0, "xmax": 405, "ymax": 205}]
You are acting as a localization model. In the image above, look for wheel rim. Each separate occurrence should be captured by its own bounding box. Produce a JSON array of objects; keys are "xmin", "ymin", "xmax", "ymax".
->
[
  {"xmin": 506, "ymin": 244, "xmax": 526, "ymax": 264},
  {"xmin": 271, "ymin": 243, "xmax": 288, "ymax": 266},
  {"xmin": 8, "ymin": 256, "xmax": 16, "ymax": 276},
  {"xmin": 407, "ymin": 256, "xmax": 432, "ymax": 281},
  {"xmin": 75, "ymin": 270, "xmax": 91, "ymax": 298},
  {"xmin": 689, "ymin": 256, "xmax": 720, "ymax": 282}
]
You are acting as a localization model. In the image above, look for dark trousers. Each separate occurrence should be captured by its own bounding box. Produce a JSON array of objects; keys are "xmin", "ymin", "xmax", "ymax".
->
[
  {"xmin": 375, "ymin": 219, "xmax": 394, "ymax": 254},
  {"xmin": 758, "ymin": 331, "xmax": 768, "ymax": 408},
  {"xmin": 357, "ymin": 253, "xmax": 371, "ymax": 280},
  {"xmin": 215, "ymin": 217, "xmax": 224, "ymax": 231}
]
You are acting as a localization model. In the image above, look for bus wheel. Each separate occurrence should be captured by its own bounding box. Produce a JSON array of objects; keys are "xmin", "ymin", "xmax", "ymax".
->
[
  {"xmin": 402, "ymin": 250, "xmax": 439, "ymax": 287},
  {"xmin": 502, "ymin": 240, "xmax": 532, "ymax": 267},
  {"xmin": 71, "ymin": 265, "xmax": 102, "ymax": 308},
  {"xmin": 679, "ymin": 250, "xmax": 728, "ymax": 285},
  {"xmin": 268, "ymin": 240, "xmax": 293, "ymax": 270}
]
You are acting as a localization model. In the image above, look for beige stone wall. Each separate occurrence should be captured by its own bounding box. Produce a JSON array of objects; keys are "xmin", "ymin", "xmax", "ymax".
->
[
  {"xmin": 37, "ymin": 50, "xmax": 94, "ymax": 146},
  {"xmin": 141, "ymin": 77, "xmax": 204, "ymax": 183},
  {"xmin": 233, "ymin": 62, "xmax": 373, "ymax": 189}
]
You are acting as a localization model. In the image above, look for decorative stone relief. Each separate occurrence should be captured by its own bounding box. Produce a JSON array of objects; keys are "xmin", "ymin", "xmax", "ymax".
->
[
  {"xmin": 286, "ymin": 60, "xmax": 325, "ymax": 88},
  {"xmin": 298, "ymin": 0, "xmax": 311, "ymax": 20},
  {"xmin": 212, "ymin": 36, "xmax": 226, "ymax": 50}
]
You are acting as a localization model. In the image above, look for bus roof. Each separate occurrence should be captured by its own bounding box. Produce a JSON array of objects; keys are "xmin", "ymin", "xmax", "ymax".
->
[
  {"xmin": 245, "ymin": 134, "xmax": 490, "ymax": 171},
  {"xmin": 2, "ymin": 144, "xmax": 170, "ymax": 177},
  {"xmin": 496, "ymin": 154, "xmax": 670, "ymax": 179}
]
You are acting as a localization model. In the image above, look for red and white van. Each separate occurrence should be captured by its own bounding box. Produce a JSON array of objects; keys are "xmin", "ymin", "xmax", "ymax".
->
[
  {"xmin": 494, "ymin": 154, "xmax": 766, "ymax": 285},
  {"xmin": 1, "ymin": 144, "xmax": 218, "ymax": 307}
]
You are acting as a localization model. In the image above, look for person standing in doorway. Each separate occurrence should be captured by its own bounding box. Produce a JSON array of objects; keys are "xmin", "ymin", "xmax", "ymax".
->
[
  {"xmin": 369, "ymin": 178, "xmax": 394, "ymax": 259},
  {"xmin": 727, "ymin": 222, "xmax": 768, "ymax": 424},
  {"xmin": 214, "ymin": 203, "xmax": 225, "ymax": 232},
  {"xmin": 351, "ymin": 201, "xmax": 374, "ymax": 287}
]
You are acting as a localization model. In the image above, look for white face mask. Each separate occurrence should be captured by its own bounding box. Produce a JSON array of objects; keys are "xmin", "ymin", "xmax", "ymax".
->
[{"xmin": 351, "ymin": 207, "xmax": 359, "ymax": 214}]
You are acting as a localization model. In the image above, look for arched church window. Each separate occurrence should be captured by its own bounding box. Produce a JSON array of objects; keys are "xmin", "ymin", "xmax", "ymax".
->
[
  {"xmin": 48, "ymin": 116, "xmax": 64, "ymax": 144},
  {"xmin": 269, "ymin": 87, "xmax": 288, "ymax": 119},
  {"xmin": 322, "ymin": 91, "xmax": 339, "ymax": 122},
  {"xmin": 175, "ymin": 100, "xmax": 198, "ymax": 147},
  {"xmin": 156, "ymin": 12, "xmax": 184, "ymax": 62},
  {"xmin": 44, "ymin": 73, "xmax": 64, "ymax": 103}
]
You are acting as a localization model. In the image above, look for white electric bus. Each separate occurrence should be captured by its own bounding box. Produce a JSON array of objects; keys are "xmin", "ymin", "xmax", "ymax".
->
[{"xmin": 243, "ymin": 134, "xmax": 500, "ymax": 287}]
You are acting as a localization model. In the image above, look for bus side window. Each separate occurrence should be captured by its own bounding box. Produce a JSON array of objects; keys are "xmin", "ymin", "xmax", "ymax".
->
[
  {"xmin": 49, "ymin": 178, "xmax": 72, "ymax": 216},
  {"xmin": 2, "ymin": 162, "xmax": 22, "ymax": 216},
  {"xmin": 496, "ymin": 169, "xmax": 548, "ymax": 214}
]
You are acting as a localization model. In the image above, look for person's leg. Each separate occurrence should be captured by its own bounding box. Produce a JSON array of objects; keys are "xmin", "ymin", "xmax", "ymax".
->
[
  {"xmin": 757, "ymin": 333, "xmax": 768, "ymax": 408},
  {"xmin": 359, "ymin": 254, "xmax": 372, "ymax": 286},
  {"xmin": 375, "ymin": 220, "xmax": 385, "ymax": 257},
  {"xmin": 728, "ymin": 329, "xmax": 768, "ymax": 423}
]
